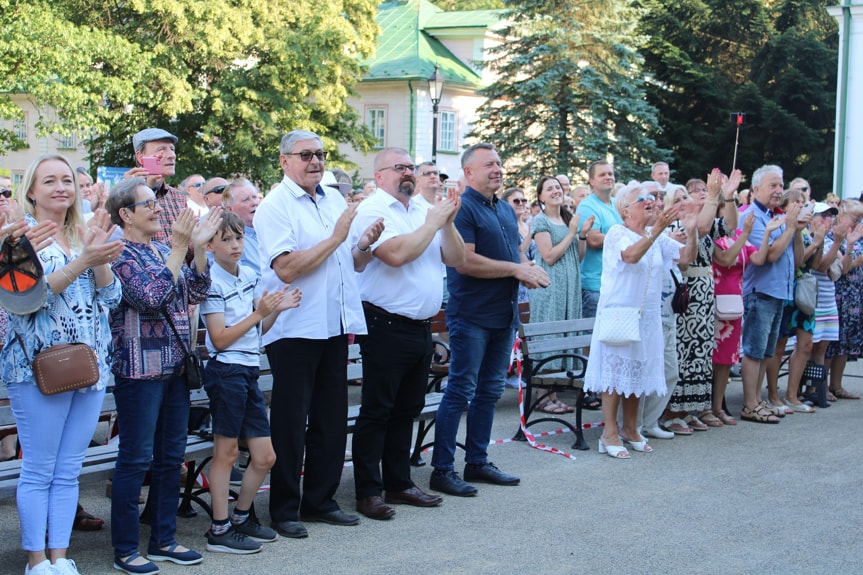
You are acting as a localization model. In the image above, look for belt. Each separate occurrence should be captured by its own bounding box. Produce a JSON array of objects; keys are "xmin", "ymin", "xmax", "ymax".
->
[
  {"xmin": 682, "ymin": 266, "xmax": 713, "ymax": 278},
  {"xmin": 362, "ymin": 302, "xmax": 432, "ymax": 327}
]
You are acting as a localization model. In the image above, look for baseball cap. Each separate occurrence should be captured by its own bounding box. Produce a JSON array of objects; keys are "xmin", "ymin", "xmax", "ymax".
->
[
  {"xmin": 321, "ymin": 171, "xmax": 352, "ymax": 196},
  {"xmin": 132, "ymin": 128, "xmax": 178, "ymax": 152},
  {"xmin": 439, "ymin": 172, "xmax": 450, "ymax": 183},
  {"xmin": 0, "ymin": 235, "xmax": 47, "ymax": 315},
  {"xmin": 813, "ymin": 202, "xmax": 838, "ymax": 216}
]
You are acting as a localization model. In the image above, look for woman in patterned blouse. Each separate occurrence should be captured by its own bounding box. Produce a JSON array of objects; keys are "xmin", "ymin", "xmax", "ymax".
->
[{"xmin": 105, "ymin": 177, "xmax": 220, "ymax": 574}]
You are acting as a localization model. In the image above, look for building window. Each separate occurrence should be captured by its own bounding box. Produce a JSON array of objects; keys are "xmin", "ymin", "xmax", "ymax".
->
[
  {"xmin": 13, "ymin": 116, "xmax": 27, "ymax": 142},
  {"xmin": 58, "ymin": 134, "xmax": 76, "ymax": 149},
  {"xmin": 366, "ymin": 107, "xmax": 386, "ymax": 148},
  {"xmin": 12, "ymin": 172, "xmax": 24, "ymax": 190},
  {"xmin": 440, "ymin": 110, "xmax": 457, "ymax": 152}
]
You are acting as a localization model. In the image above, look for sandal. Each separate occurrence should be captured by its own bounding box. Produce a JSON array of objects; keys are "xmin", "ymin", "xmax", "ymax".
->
[
  {"xmin": 740, "ymin": 404, "xmax": 780, "ymax": 424},
  {"xmin": 827, "ymin": 391, "xmax": 838, "ymax": 402},
  {"xmin": 73, "ymin": 504, "xmax": 104, "ymax": 531},
  {"xmin": 831, "ymin": 388, "xmax": 860, "ymax": 400},
  {"xmin": 684, "ymin": 414, "xmax": 709, "ymax": 431},
  {"xmin": 714, "ymin": 411, "xmax": 738, "ymax": 426},
  {"xmin": 582, "ymin": 392, "xmax": 602, "ymax": 410},
  {"xmin": 660, "ymin": 418, "xmax": 694, "ymax": 435},
  {"xmin": 554, "ymin": 400, "xmax": 575, "ymax": 413},
  {"xmin": 698, "ymin": 412, "xmax": 723, "ymax": 427},
  {"xmin": 536, "ymin": 399, "xmax": 568, "ymax": 414}
]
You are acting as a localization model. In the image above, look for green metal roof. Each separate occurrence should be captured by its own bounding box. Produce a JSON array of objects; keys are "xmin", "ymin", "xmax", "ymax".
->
[
  {"xmin": 421, "ymin": 9, "xmax": 507, "ymax": 30},
  {"xmin": 364, "ymin": 0, "xmax": 496, "ymax": 88}
]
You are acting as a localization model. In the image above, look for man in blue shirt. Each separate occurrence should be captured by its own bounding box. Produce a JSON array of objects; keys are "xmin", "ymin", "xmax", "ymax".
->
[
  {"xmin": 739, "ymin": 164, "xmax": 806, "ymax": 424},
  {"xmin": 430, "ymin": 143, "xmax": 550, "ymax": 497}
]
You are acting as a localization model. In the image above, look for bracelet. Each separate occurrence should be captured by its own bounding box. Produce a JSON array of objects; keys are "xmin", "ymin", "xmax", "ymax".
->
[
  {"xmin": 354, "ymin": 243, "xmax": 370, "ymax": 253},
  {"xmin": 61, "ymin": 266, "xmax": 75, "ymax": 282},
  {"xmin": 723, "ymin": 198, "xmax": 736, "ymax": 203},
  {"xmin": 578, "ymin": 235, "xmax": 587, "ymax": 241}
]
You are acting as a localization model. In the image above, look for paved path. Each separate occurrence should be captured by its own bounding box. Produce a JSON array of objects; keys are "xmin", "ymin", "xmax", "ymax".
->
[{"xmin": 2, "ymin": 364, "xmax": 862, "ymax": 574}]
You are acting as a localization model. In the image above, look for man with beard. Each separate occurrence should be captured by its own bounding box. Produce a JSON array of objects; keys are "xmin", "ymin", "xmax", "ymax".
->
[
  {"xmin": 349, "ymin": 147, "xmax": 464, "ymax": 519},
  {"xmin": 429, "ymin": 143, "xmax": 549, "ymax": 497}
]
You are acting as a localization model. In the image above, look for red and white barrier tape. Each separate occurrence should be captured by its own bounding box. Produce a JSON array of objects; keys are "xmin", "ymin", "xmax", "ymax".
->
[{"xmin": 511, "ymin": 336, "xmax": 578, "ymax": 461}]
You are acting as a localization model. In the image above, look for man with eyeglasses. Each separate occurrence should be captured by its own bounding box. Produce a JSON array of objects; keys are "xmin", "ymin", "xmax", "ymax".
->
[
  {"xmin": 348, "ymin": 148, "xmax": 464, "ymax": 520},
  {"xmin": 254, "ymin": 129, "xmax": 384, "ymax": 538},
  {"xmin": 183, "ymin": 173, "xmax": 208, "ymax": 216},
  {"xmin": 126, "ymin": 128, "xmax": 184, "ymax": 246},
  {"xmin": 429, "ymin": 143, "xmax": 550, "ymax": 497}
]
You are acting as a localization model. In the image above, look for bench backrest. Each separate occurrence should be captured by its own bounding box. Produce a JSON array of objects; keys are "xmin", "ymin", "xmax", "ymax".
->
[{"xmin": 519, "ymin": 317, "xmax": 595, "ymax": 356}]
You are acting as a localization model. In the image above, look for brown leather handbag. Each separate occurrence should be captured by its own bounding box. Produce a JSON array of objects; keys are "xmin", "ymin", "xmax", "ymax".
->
[{"xmin": 14, "ymin": 335, "xmax": 99, "ymax": 395}]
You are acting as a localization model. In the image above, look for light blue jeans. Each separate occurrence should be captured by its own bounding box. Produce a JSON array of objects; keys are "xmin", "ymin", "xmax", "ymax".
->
[{"xmin": 7, "ymin": 381, "xmax": 105, "ymax": 551}]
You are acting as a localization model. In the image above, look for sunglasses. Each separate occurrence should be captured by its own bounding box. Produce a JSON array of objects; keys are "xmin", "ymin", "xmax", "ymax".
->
[
  {"xmin": 188, "ymin": 182, "xmax": 204, "ymax": 189},
  {"xmin": 205, "ymin": 185, "xmax": 226, "ymax": 195},
  {"xmin": 286, "ymin": 150, "xmax": 327, "ymax": 162},
  {"xmin": 510, "ymin": 198, "xmax": 528, "ymax": 205},
  {"xmin": 625, "ymin": 195, "xmax": 653, "ymax": 208},
  {"xmin": 0, "ymin": 189, "xmax": 11, "ymax": 198},
  {"xmin": 420, "ymin": 170, "xmax": 439, "ymax": 177}
]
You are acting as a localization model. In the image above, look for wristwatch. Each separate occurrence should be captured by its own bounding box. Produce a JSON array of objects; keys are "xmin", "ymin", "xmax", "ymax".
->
[{"xmin": 354, "ymin": 243, "xmax": 370, "ymax": 253}]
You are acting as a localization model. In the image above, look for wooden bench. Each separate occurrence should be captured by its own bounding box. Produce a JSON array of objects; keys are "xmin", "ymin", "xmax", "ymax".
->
[{"xmin": 514, "ymin": 317, "xmax": 595, "ymax": 451}]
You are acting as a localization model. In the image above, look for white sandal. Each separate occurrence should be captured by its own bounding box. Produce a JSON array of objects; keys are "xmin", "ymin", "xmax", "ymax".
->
[{"xmin": 598, "ymin": 437, "xmax": 631, "ymax": 459}]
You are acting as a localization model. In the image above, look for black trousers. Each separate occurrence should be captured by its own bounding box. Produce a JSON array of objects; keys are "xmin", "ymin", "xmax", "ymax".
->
[
  {"xmin": 266, "ymin": 335, "xmax": 348, "ymax": 522},
  {"xmin": 352, "ymin": 309, "xmax": 432, "ymax": 499}
]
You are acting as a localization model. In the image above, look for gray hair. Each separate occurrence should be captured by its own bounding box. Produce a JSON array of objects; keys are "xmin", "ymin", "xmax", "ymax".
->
[
  {"xmin": 752, "ymin": 165, "xmax": 783, "ymax": 188},
  {"xmin": 222, "ymin": 177, "xmax": 259, "ymax": 207},
  {"xmin": 105, "ymin": 177, "xmax": 149, "ymax": 227},
  {"xmin": 615, "ymin": 180, "xmax": 644, "ymax": 219},
  {"xmin": 651, "ymin": 161, "xmax": 669, "ymax": 171},
  {"xmin": 280, "ymin": 130, "xmax": 322, "ymax": 155},
  {"xmin": 461, "ymin": 143, "xmax": 496, "ymax": 169}
]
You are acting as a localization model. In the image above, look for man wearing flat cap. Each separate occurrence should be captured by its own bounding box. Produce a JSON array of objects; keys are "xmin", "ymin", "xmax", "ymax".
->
[{"xmin": 126, "ymin": 128, "xmax": 186, "ymax": 245}]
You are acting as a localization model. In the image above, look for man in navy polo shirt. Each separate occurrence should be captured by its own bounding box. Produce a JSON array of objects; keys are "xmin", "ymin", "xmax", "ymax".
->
[{"xmin": 429, "ymin": 143, "xmax": 550, "ymax": 497}]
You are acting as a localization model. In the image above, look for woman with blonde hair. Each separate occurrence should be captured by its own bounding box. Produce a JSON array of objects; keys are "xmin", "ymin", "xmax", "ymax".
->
[{"xmin": 1, "ymin": 154, "xmax": 123, "ymax": 575}]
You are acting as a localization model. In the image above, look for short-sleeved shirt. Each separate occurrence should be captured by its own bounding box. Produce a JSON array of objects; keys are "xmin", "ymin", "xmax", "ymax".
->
[
  {"xmin": 446, "ymin": 186, "xmax": 520, "ymax": 330},
  {"xmin": 254, "ymin": 176, "xmax": 366, "ymax": 344},
  {"xmin": 351, "ymin": 190, "xmax": 443, "ymax": 320},
  {"xmin": 575, "ymin": 193, "xmax": 623, "ymax": 291},
  {"xmin": 201, "ymin": 262, "xmax": 261, "ymax": 367},
  {"xmin": 741, "ymin": 199, "xmax": 795, "ymax": 300}
]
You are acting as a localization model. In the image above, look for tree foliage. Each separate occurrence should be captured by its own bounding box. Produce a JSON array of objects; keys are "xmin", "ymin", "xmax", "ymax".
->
[
  {"xmin": 470, "ymin": 0, "xmax": 669, "ymax": 188},
  {"xmin": 1, "ymin": 0, "xmax": 379, "ymax": 183},
  {"xmin": 637, "ymin": 0, "xmax": 837, "ymax": 194}
]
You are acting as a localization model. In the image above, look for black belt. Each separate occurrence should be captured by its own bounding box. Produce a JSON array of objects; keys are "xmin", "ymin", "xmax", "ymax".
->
[{"xmin": 362, "ymin": 302, "xmax": 431, "ymax": 327}]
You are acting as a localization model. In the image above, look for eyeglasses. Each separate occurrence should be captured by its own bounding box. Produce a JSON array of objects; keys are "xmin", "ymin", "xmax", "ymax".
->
[
  {"xmin": 0, "ymin": 189, "xmax": 11, "ymax": 198},
  {"xmin": 124, "ymin": 199, "xmax": 158, "ymax": 211},
  {"xmin": 510, "ymin": 198, "xmax": 527, "ymax": 205},
  {"xmin": 692, "ymin": 188, "xmax": 708, "ymax": 194},
  {"xmin": 797, "ymin": 186, "xmax": 810, "ymax": 192},
  {"xmin": 285, "ymin": 150, "xmax": 327, "ymax": 162},
  {"xmin": 205, "ymin": 185, "xmax": 226, "ymax": 195},
  {"xmin": 188, "ymin": 182, "xmax": 204, "ymax": 189},
  {"xmin": 379, "ymin": 164, "xmax": 416, "ymax": 174},
  {"xmin": 420, "ymin": 170, "xmax": 439, "ymax": 177}
]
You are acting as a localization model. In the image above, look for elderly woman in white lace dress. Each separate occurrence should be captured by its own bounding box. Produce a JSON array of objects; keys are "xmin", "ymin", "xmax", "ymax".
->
[{"xmin": 585, "ymin": 183, "xmax": 697, "ymax": 459}]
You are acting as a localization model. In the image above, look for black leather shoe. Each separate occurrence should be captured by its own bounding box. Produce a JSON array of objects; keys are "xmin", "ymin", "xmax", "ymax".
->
[
  {"xmin": 385, "ymin": 486, "xmax": 443, "ymax": 507},
  {"xmin": 271, "ymin": 520, "xmax": 308, "ymax": 539},
  {"xmin": 302, "ymin": 509, "xmax": 360, "ymax": 526},
  {"xmin": 356, "ymin": 496, "xmax": 396, "ymax": 520},
  {"xmin": 429, "ymin": 470, "xmax": 477, "ymax": 497},
  {"xmin": 463, "ymin": 462, "xmax": 520, "ymax": 486}
]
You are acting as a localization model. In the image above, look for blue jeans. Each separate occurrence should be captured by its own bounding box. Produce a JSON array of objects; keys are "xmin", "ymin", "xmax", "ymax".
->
[
  {"xmin": 742, "ymin": 292, "xmax": 784, "ymax": 360},
  {"xmin": 7, "ymin": 382, "xmax": 104, "ymax": 551},
  {"xmin": 111, "ymin": 374, "xmax": 189, "ymax": 558},
  {"xmin": 431, "ymin": 317, "xmax": 514, "ymax": 471}
]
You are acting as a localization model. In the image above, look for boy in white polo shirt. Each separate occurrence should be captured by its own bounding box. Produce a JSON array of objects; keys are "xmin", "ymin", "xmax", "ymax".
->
[{"xmin": 201, "ymin": 212, "xmax": 302, "ymax": 554}]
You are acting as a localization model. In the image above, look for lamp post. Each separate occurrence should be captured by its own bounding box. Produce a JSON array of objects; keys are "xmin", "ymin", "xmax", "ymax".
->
[{"xmin": 427, "ymin": 63, "xmax": 445, "ymax": 165}]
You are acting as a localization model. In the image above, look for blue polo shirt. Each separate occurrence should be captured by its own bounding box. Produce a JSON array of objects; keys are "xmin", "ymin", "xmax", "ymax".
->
[
  {"xmin": 574, "ymin": 193, "xmax": 623, "ymax": 291},
  {"xmin": 741, "ymin": 199, "xmax": 796, "ymax": 300},
  {"xmin": 446, "ymin": 187, "xmax": 521, "ymax": 330}
]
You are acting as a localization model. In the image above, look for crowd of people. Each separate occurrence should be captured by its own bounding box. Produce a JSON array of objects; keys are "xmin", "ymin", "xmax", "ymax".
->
[{"xmin": 1, "ymin": 129, "xmax": 861, "ymax": 575}]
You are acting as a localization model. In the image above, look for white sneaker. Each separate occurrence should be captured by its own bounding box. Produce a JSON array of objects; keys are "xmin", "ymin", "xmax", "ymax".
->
[
  {"xmin": 52, "ymin": 559, "xmax": 79, "ymax": 575},
  {"xmin": 24, "ymin": 560, "xmax": 55, "ymax": 575},
  {"xmin": 642, "ymin": 425, "xmax": 675, "ymax": 439}
]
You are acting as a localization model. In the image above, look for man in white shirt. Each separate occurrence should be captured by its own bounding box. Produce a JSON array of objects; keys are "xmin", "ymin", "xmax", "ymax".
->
[
  {"xmin": 183, "ymin": 173, "xmax": 208, "ymax": 216},
  {"xmin": 349, "ymin": 149, "xmax": 464, "ymax": 520},
  {"xmin": 254, "ymin": 130, "xmax": 383, "ymax": 538}
]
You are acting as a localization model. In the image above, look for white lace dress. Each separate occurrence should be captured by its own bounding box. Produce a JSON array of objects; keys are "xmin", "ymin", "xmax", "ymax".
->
[{"xmin": 585, "ymin": 225, "xmax": 681, "ymax": 397}]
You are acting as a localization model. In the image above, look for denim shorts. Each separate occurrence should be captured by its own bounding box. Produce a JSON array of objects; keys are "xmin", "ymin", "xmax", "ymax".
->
[
  {"xmin": 581, "ymin": 289, "xmax": 600, "ymax": 320},
  {"xmin": 741, "ymin": 292, "xmax": 784, "ymax": 360},
  {"xmin": 202, "ymin": 360, "xmax": 270, "ymax": 439}
]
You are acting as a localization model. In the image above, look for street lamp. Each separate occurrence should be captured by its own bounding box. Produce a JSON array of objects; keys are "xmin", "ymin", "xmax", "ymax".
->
[{"xmin": 427, "ymin": 63, "xmax": 446, "ymax": 164}]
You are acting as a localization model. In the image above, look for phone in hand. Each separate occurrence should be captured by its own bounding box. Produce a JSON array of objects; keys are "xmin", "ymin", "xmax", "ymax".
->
[
  {"xmin": 140, "ymin": 156, "xmax": 162, "ymax": 175},
  {"xmin": 798, "ymin": 202, "xmax": 814, "ymax": 221}
]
